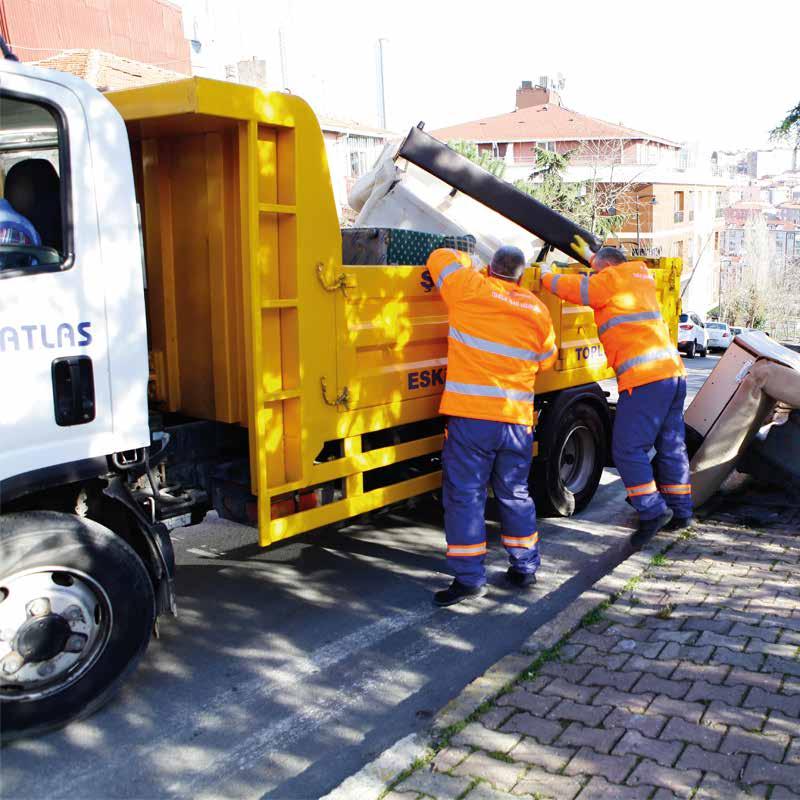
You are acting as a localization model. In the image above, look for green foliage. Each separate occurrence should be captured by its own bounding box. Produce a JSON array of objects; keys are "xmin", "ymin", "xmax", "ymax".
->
[
  {"xmin": 649, "ymin": 553, "xmax": 668, "ymax": 567},
  {"xmin": 448, "ymin": 140, "xmax": 507, "ymax": 178},
  {"xmin": 770, "ymin": 101, "xmax": 800, "ymax": 141}
]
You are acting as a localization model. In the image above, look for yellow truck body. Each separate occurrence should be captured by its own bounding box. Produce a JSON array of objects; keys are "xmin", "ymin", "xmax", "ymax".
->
[{"xmin": 108, "ymin": 78, "xmax": 682, "ymax": 548}]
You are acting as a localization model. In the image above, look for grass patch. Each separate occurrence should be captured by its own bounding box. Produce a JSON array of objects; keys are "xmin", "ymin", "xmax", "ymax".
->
[
  {"xmin": 622, "ymin": 575, "xmax": 643, "ymax": 594},
  {"xmin": 380, "ymin": 754, "xmax": 432, "ymax": 799},
  {"xmin": 656, "ymin": 603, "xmax": 674, "ymax": 619},
  {"xmin": 488, "ymin": 751, "xmax": 515, "ymax": 764},
  {"xmin": 580, "ymin": 600, "xmax": 611, "ymax": 628},
  {"xmin": 650, "ymin": 553, "xmax": 669, "ymax": 567},
  {"xmin": 456, "ymin": 779, "xmax": 481, "ymax": 800}
]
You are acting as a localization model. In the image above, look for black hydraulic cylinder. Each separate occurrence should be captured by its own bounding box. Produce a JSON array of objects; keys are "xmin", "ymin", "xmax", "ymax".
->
[{"xmin": 397, "ymin": 124, "xmax": 601, "ymax": 266}]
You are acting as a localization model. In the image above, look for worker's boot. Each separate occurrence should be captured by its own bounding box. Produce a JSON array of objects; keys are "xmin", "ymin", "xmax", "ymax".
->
[
  {"xmin": 631, "ymin": 508, "xmax": 673, "ymax": 547},
  {"xmin": 505, "ymin": 568, "xmax": 537, "ymax": 589},
  {"xmin": 666, "ymin": 515, "xmax": 696, "ymax": 532},
  {"xmin": 433, "ymin": 579, "xmax": 486, "ymax": 607}
]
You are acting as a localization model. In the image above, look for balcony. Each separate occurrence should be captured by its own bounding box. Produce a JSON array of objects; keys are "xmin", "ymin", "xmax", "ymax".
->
[
  {"xmin": 674, "ymin": 210, "xmax": 684, "ymax": 223},
  {"xmin": 688, "ymin": 210, "xmax": 694, "ymax": 222}
]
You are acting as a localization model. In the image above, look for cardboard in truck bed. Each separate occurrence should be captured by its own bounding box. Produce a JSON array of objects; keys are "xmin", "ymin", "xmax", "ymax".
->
[{"xmin": 685, "ymin": 332, "xmax": 800, "ymax": 506}]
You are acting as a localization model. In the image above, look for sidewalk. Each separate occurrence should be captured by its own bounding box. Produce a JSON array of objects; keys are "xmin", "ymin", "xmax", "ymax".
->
[{"xmin": 379, "ymin": 521, "xmax": 800, "ymax": 800}]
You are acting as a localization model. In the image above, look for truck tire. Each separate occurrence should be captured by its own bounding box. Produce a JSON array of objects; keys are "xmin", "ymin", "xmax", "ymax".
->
[
  {"xmin": 0, "ymin": 511, "xmax": 155, "ymax": 740},
  {"xmin": 532, "ymin": 401, "xmax": 606, "ymax": 518}
]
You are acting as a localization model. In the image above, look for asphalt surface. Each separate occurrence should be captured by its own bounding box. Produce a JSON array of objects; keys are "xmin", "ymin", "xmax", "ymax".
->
[{"xmin": 1, "ymin": 355, "xmax": 719, "ymax": 800}]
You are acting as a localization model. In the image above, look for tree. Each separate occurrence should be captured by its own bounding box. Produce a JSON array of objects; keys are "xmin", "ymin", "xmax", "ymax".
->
[
  {"xmin": 770, "ymin": 101, "xmax": 800, "ymax": 172},
  {"xmin": 448, "ymin": 140, "xmax": 507, "ymax": 178}
]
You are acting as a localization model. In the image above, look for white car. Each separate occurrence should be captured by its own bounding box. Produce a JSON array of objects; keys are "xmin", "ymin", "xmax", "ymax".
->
[
  {"xmin": 678, "ymin": 312, "xmax": 708, "ymax": 358},
  {"xmin": 706, "ymin": 321, "xmax": 732, "ymax": 351}
]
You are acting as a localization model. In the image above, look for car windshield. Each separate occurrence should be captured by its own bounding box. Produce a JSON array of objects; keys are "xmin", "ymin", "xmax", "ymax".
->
[
  {"xmin": 707, "ymin": 323, "xmax": 726, "ymax": 329},
  {"xmin": 679, "ymin": 314, "xmax": 689, "ymax": 322}
]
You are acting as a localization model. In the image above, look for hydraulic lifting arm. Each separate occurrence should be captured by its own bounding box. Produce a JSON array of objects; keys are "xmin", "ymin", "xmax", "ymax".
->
[{"xmin": 396, "ymin": 124, "xmax": 601, "ymax": 266}]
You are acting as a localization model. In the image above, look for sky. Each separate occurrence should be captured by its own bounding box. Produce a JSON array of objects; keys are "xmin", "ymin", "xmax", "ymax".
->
[{"xmin": 177, "ymin": 0, "xmax": 799, "ymax": 151}]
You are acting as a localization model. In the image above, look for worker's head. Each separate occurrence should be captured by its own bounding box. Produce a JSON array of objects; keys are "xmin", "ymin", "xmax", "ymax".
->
[
  {"xmin": 489, "ymin": 245, "xmax": 526, "ymax": 283},
  {"xmin": 591, "ymin": 246, "xmax": 627, "ymax": 272}
]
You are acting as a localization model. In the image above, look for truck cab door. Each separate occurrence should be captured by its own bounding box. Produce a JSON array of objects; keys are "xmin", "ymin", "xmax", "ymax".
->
[{"xmin": 0, "ymin": 65, "xmax": 148, "ymax": 490}]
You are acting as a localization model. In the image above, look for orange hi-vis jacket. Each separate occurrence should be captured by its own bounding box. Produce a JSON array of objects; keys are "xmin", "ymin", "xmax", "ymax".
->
[
  {"xmin": 542, "ymin": 260, "xmax": 685, "ymax": 393},
  {"xmin": 426, "ymin": 248, "xmax": 556, "ymax": 426}
]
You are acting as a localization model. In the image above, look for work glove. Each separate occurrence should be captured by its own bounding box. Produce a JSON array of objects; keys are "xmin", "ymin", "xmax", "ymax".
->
[
  {"xmin": 534, "ymin": 261, "xmax": 553, "ymax": 277},
  {"xmin": 570, "ymin": 235, "xmax": 595, "ymax": 264},
  {"xmin": 420, "ymin": 269, "xmax": 434, "ymax": 293}
]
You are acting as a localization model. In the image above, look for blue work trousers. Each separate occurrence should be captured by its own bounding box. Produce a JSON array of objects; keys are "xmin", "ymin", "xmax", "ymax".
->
[
  {"xmin": 442, "ymin": 416, "xmax": 540, "ymax": 588},
  {"xmin": 612, "ymin": 377, "xmax": 693, "ymax": 521}
]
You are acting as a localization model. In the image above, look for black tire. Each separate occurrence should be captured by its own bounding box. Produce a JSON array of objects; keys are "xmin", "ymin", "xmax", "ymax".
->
[
  {"xmin": 531, "ymin": 401, "xmax": 607, "ymax": 518},
  {"xmin": 685, "ymin": 341, "xmax": 696, "ymax": 358},
  {"xmin": 699, "ymin": 345, "xmax": 707, "ymax": 358},
  {"xmin": 0, "ymin": 511, "xmax": 155, "ymax": 740}
]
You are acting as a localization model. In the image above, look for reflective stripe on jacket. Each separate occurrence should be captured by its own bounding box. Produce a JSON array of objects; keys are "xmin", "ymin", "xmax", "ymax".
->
[
  {"xmin": 427, "ymin": 248, "xmax": 556, "ymax": 425},
  {"xmin": 542, "ymin": 260, "xmax": 685, "ymax": 392}
]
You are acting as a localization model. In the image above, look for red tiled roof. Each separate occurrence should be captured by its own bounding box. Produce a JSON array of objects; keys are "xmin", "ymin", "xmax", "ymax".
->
[
  {"xmin": 431, "ymin": 103, "xmax": 679, "ymax": 147},
  {"xmin": 32, "ymin": 49, "xmax": 186, "ymax": 91}
]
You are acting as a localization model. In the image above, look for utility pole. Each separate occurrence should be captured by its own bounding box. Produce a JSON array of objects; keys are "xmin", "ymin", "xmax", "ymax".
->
[
  {"xmin": 377, "ymin": 38, "xmax": 388, "ymax": 129},
  {"xmin": 278, "ymin": 29, "xmax": 289, "ymax": 91}
]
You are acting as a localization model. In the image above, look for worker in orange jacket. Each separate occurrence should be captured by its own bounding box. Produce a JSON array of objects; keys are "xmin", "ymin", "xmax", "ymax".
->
[
  {"xmin": 423, "ymin": 246, "xmax": 556, "ymax": 606},
  {"xmin": 540, "ymin": 237, "xmax": 693, "ymax": 543}
]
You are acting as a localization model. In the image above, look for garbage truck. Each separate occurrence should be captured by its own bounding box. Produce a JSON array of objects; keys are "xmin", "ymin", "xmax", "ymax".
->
[{"xmin": 0, "ymin": 57, "xmax": 682, "ymax": 737}]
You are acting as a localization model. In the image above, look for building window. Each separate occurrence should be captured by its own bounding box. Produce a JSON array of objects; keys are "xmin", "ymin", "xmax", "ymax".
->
[
  {"xmin": 347, "ymin": 135, "xmax": 378, "ymax": 179},
  {"xmin": 673, "ymin": 191, "xmax": 685, "ymax": 223}
]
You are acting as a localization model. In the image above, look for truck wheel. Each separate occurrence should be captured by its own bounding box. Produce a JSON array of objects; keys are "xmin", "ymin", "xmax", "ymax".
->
[
  {"xmin": 532, "ymin": 402, "xmax": 606, "ymax": 517},
  {"xmin": 0, "ymin": 511, "xmax": 155, "ymax": 740},
  {"xmin": 685, "ymin": 341, "xmax": 696, "ymax": 359}
]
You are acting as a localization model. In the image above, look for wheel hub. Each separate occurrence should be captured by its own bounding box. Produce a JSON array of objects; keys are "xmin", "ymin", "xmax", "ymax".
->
[
  {"xmin": 0, "ymin": 568, "xmax": 111, "ymax": 700},
  {"xmin": 558, "ymin": 424, "xmax": 598, "ymax": 494},
  {"xmin": 15, "ymin": 614, "xmax": 72, "ymax": 662}
]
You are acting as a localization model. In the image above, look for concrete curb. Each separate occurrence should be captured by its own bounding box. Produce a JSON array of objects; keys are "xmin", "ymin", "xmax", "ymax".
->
[{"xmin": 326, "ymin": 527, "xmax": 684, "ymax": 800}]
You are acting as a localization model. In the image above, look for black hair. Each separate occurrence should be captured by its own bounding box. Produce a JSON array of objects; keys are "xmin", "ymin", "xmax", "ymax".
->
[
  {"xmin": 593, "ymin": 247, "xmax": 627, "ymax": 268},
  {"xmin": 490, "ymin": 245, "xmax": 526, "ymax": 281}
]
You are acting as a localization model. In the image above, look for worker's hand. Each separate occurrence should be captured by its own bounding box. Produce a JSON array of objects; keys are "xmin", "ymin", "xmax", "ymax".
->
[
  {"xmin": 570, "ymin": 235, "xmax": 595, "ymax": 264},
  {"xmin": 535, "ymin": 261, "xmax": 553, "ymax": 277},
  {"xmin": 420, "ymin": 269, "xmax": 434, "ymax": 293}
]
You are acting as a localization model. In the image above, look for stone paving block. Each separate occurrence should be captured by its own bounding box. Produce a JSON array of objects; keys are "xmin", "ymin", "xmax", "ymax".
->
[
  {"xmin": 541, "ymin": 678, "xmax": 599, "ymax": 704},
  {"xmin": 743, "ymin": 754, "xmax": 800, "ymax": 790},
  {"xmin": 724, "ymin": 667, "xmax": 782, "ymax": 692},
  {"xmin": 556, "ymin": 722, "xmax": 624, "ymax": 754},
  {"xmin": 496, "ymin": 689, "xmax": 559, "ymax": 717},
  {"xmin": 696, "ymin": 631, "xmax": 748, "ymax": 651},
  {"xmin": 762, "ymin": 656, "xmax": 800, "ymax": 678},
  {"xmin": 432, "ymin": 746, "xmax": 471, "ymax": 773},
  {"xmin": 508, "ymin": 739, "xmax": 575, "ymax": 772},
  {"xmin": 695, "ymin": 772, "xmax": 768, "ymax": 799},
  {"xmin": 602, "ymin": 707, "xmax": 668, "ymax": 738},
  {"xmin": 661, "ymin": 642, "xmax": 714, "ymax": 663},
  {"xmin": 649, "ymin": 630, "xmax": 697, "ymax": 645},
  {"xmin": 729, "ymin": 623, "xmax": 780, "ymax": 643},
  {"xmin": 582, "ymin": 666, "xmax": 642, "ymax": 691},
  {"xmin": 462, "ymin": 784, "xmax": 519, "ymax": 800},
  {"xmin": 610, "ymin": 639, "xmax": 665, "ymax": 659},
  {"xmin": 641, "ymin": 615, "xmax": 684, "ymax": 631},
  {"xmin": 606, "ymin": 624, "xmax": 651, "ymax": 642},
  {"xmin": 517, "ymin": 676, "xmax": 550, "ymax": 693},
  {"xmin": 621, "ymin": 655, "xmax": 678, "ymax": 679},
  {"xmin": 661, "ymin": 716, "xmax": 724, "ymax": 750},
  {"xmin": 710, "ymin": 647, "xmax": 764, "ymax": 671},
  {"xmin": 562, "ymin": 747, "xmax": 637, "ymax": 783},
  {"xmin": 746, "ymin": 639, "xmax": 798, "ymax": 658},
  {"xmin": 671, "ymin": 661, "xmax": 729, "ymax": 684},
  {"xmin": 383, "ymin": 791, "xmax": 421, "ymax": 800},
  {"xmin": 763, "ymin": 709, "xmax": 799, "ymax": 737},
  {"xmin": 573, "ymin": 647, "xmax": 630, "ymax": 670},
  {"xmin": 547, "ymin": 699, "xmax": 611, "ymax": 726},
  {"xmin": 612, "ymin": 729, "xmax": 682, "ymax": 767},
  {"xmin": 539, "ymin": 661, "xmax": 591, "ymax": 683},
  {"xmin": 571, "ymin": 629, "xmax": 619, "ymax": 652},
  {"xmin": 451, "ymin": 723, "xmax": 521, "ymax": 753},
  {"xmin": 767, "ymin": 786, "xmax": 800, "ymax": 800},
  {"xmin": 632, "ymin": 674, "xmax": 691, "ymax": 699},
  {"xmin": 399, "ymin": 768, "xmax": 473, "ymax": 799},
  {"xmin": 575, "ymin": 775, "xmax": 653, "ymax": 800},
  {"xmin": 784, "ymin": 737, "xmax": 800, "ymax": 765},
  {"xmin": 672, "ymin": 603, "xmax": 716, "ymax": 620},
  {"xmin": 451, "ymin": 752, "xmax": 526, "ymax": 792},
  {"xmin": 685, "ymin": 679, "xmax": 747, "ymax": 705},
  {"xmin": 591, "ymin": 687, "xmax": 652, "ymax": 714},
  {"xmin": 682, "ymin": 617, "xmax": 734, "ymax": 635},
  {"xmin": 676, "ymin": 743, "xmax": 747, "ymax": 781},
  {"xmin": 647, "ymin": 694, "xmax": 705, "ymax": 723},
  {"xmin": 782, "ymin": 629, "xmax": 800, "ymax": 646},
  {"xmin": 714, "ymin": 609, "xmax": 764, "ymax": 627},
  {"xmin": 702, "ymin": 700, "xmax": 765, "ymax": 732},
  {"xmin": 557, "ymin": 643, "xmax": 585, "ymax": 662},
  {"xmin": 480, "ymin": 706, "xmax": 516, "ymax": 731},
  {"xmin": 512, "ymin": 766, "xmax": 583, "ymax": 799},
  {"xmin": 499, "ymin": 713, "xmax": 564, "ymax": 744},
  {"xmin": 744, "ymin": 687, "xmax": 800, "ymax": 716},
  {"xmin": 626, "ymin": 759, "xmax": 702, "ymax": 796},
  {"xmin": 720, "ymin": 725, "xmax": 790, "ymax": 762}
]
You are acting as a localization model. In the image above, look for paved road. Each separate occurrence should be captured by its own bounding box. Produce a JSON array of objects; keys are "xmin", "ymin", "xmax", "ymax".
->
[{"xmin": 2, "ymin": 355, "xmax": 718, "ymax": 800}]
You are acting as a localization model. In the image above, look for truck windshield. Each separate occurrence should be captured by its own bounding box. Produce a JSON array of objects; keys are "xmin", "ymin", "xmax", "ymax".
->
[{"xmin": 0, "ymin": 94, "xmax": 65, "ymax": 272}]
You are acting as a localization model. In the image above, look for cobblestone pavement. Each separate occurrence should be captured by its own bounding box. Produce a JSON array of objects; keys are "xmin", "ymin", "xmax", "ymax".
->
[{"xmin": 387, "ymin": 522, "xmax": 800, "ymax": 800}]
